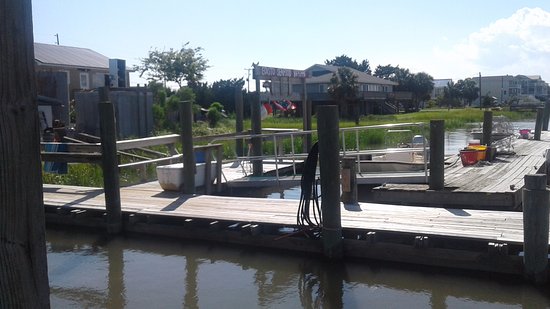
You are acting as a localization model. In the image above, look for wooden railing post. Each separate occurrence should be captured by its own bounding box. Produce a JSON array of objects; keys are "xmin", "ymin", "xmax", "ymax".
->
[
  {"xmin": 180, "ymin": 101, "xmax": 196, "ymax": 194},
  {"xmin": 522, "ymin": 174, "xmax": 549, "ymax": 284},
  {"xmin": 429, "ymin": 120, "xmax": 445, "ymax": 190},
  {"xmin": 340, "ymin": 157, "xmax": 358, "ymax": 205},
  {"xmin": 317, "ymin": 105, "xmax": 343, "ymax": 259},
  {"xmin": 98, "ymin": 87, "xmax": 122, "ymax": 234}
]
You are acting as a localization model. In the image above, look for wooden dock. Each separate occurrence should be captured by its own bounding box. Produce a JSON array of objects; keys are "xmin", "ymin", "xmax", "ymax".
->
[
  {"xmin": 370, "ymin": 132, "xmax": 550, "ymax": 210},
  {"xmin": 42, "ymin": 182, "xmax": 549, "ymax": 275}
]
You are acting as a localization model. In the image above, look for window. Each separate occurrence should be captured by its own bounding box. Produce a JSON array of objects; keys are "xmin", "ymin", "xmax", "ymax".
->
[{"xmin": 80, "ymin": 72, "xmax": 89, "ymax": 89}]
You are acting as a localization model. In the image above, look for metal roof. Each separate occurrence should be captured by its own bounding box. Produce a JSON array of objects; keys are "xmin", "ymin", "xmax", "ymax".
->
[
  {"xmin": 34, "ymin": 42, "xmax": 109, "ymax": 70},
  {"xmin": 305, "ymin": 64, "xmax": 398, "ymax": 86}
]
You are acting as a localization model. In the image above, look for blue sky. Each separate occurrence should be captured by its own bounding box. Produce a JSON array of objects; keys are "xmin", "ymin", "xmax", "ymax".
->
[{"xmin": 32, "ymin": 1, "xmax": 550, "ymax": 88}]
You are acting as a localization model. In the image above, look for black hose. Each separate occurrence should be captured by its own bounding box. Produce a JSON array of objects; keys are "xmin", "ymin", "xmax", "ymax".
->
[{"xmin": 297, "ymin": 142, "xmax": 322, "ymax": 236}]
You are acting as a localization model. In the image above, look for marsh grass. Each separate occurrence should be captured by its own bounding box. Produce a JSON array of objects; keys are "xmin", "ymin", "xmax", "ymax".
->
[{"xmin": 43, "ymin": 108, "xmax": 534, "ymax": 186}]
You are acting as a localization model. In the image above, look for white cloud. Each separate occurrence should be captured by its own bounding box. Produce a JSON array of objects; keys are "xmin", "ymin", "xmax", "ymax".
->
[{"xmin": 432, "ymin": 7, "xmax": 550, "ymax": 81}]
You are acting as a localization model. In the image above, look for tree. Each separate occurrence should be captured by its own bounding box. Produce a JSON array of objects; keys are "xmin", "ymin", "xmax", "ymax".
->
[
  {"xmin": 1, "ymin": 0, "xmax": 50, "ymax": 307},
  {"xmin": 456, "ymin": 78, "xmax": 479, "ymax": 106},
  {"xmin": 211, "ymin": 78, "xmax": 245, "ymax": 113},
  {"xmin": 410, "ymin": 72, "xmax": 434, "ymax": 110},
  {"xmin": 325, "ymin": 54, "xmax": 372, "ymax": 74},
  {"xmin": 328, "ymin": 67, "xmax": 360, "ymax": 123},
  {"xmin": 442, "ymin": 81, "xmax": 462, "ymax": 108},
  {"xmin": 136, "ymin": 43, "xmax": 209, "ymax": 88}
]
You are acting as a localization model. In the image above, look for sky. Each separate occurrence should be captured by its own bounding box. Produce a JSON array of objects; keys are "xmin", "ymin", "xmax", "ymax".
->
[{"xmin": 31, "ymin": 1, "xmax": 550, "ymax": 89}]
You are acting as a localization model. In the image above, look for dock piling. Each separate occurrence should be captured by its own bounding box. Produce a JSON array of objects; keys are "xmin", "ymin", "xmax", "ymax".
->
[
  {"xmin": 534, "ymin": 108, "xmax": 544, "ymax": 141},
  {"xmin": 341, "ymin": 157, "xmax": 358, "ymax": 205},
  {"xmin": 235, "ymin": 87, "xmax": 244, "ymax": 156},
  {"xmin": 429, "ymin": 120, "xmax": 445, "ymax": 190},
  {"xmin": 252, "ymin": 78, "xmax": 263, "ymax": 176},
  {"xmin": 180, "ymin": 100, "xmax": 196, "ymax": 194},
  {"xmin": 522, "ymin": 174, "xmax": 549, "ymax": 284},
  {"xmin": 317, "ymin": 105, "xmax": 343, "ymax": 259},
  {"xmin": 543, "ymin": 102, "xmax": 550, "ymax": 131},
  {"xmin": 482, "ymin": 111, "xmax": 493, "ymax": 146},
  {"xmin": 98, "ymin": 87, "xmax": 122, "ymax": 234}
]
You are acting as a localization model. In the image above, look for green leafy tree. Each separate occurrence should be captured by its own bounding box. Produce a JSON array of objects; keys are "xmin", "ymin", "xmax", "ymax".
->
[
  {"xmin": 375, "ymin": 65, "xmax": 433, "ymax": 111},
  {"xmin": 456, "ymin": 78, "xmax": 479, "ymax": 106},
  {"xmin": 207, "ymin": 102, "xmax": 224, "ymax": 127},
  {"xmin": 410, "ymin": 72, "xmax": 434, "ymax": 110},
  {"xmin": 325, "ymin": 54, "xmax": 372, "ymax": 74},
  {"xmin": 328, "ymin": 67, "xmax": 360, "ymax": 123},
  {"xmin": 442, "ymin": 81, "xmax": 462, "ymax": 108},
  {"xmin": 211, "ymin": 78, "xmax": 245, "ymax": 113},
  {"xmin": 136, "ymin": 43, "xmax": 209, "ymax": 88}
]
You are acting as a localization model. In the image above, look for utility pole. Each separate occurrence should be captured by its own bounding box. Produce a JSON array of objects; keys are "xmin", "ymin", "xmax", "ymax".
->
[
  {"xmin": 54, "ymin": 33, "xmax": 59, "ymax": 45},
  {"xmin": 244, "ymin": 67, "xmax": 252, "ymax": 93}
]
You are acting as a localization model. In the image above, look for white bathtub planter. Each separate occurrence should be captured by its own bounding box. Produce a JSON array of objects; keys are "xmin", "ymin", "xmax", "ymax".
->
[{"xmin": 156, "ymin": 162, "xmax": 217, "ymax": 191}]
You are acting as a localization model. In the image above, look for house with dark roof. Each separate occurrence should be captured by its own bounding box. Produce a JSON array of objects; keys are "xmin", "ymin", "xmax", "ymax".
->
[{"xmin": 290, "ymin": 64, "xmax": 410, "ymax": 116}]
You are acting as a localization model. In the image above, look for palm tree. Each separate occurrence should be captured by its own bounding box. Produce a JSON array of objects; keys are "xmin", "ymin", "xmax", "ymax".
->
[{"xmin": 328, "ymin": 68, "xmax": 359, "ymax": 123}]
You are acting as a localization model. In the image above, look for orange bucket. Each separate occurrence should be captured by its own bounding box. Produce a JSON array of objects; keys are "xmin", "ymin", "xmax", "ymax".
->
[
  {"xmin": 467, "ymin": 145, "xmax": 487, "ymax": 161},
  {"xmin": 460, "ymin": 149, "xmax": 478, "ymax": 166}
]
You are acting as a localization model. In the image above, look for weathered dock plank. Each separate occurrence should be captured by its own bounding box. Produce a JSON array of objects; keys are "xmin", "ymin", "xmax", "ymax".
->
[
  {"xmin": 371, "ymin": 132, "xmax": 550, "ymax": 210},
  {"xmin": 42, "ymin": 183, "xmax": 549, "ymax": 246}
]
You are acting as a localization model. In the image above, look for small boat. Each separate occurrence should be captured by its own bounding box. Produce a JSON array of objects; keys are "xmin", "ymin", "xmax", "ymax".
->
[
  {"xmin": 471, "ymin": 115, "xmax": 514, "ymax": 142},
  {"xmin": 358, "ymin": 132, "xmax": 428, "ymax": 173},
  {"xmin": 156, "ymin": 162, "xmax": 217, "ymax": 191}
]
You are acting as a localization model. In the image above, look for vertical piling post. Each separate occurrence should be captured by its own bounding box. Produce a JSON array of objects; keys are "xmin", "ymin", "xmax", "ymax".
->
[
  {"xmin": 340, "ymin": 157, "xmax": 358, "ymax": 205},
  {"xmin": 522, "ymin": 174, "xmax": 549, "ymax": 284},
  {"xmin": 482, "ymin": 111, "xmax": 493, "ymax": 146},
  {"xmin": 98, "ymin": 87, "xmax": 122, "ymax": 234},
  {"xmin": 317, "ymin": 105, "xmax": 343, "ymax": 259},
  {"xmin": 543, "ymin": 102, "xmax": 550, "ymax": 131},
  {"xmin": 534, "ymin": 108, "xmax": 544, "ymax": 141},
  {"xmin": 235, "ymin": 87, "xmax": 244, "ymax": 156},
  {"xmin": 302, "ymin": 77, "xmax": 312, "ymax": 152},
  {"xmin": 251, "ymin": 78, "xmax": 263, "ymax": 176},
  {"xmin": 429, "ymin": 120, "xmax": 445, "ymax": 190},
  {"xmin": 180, "ymin": 101, "xmax": 195, "ymax": 194}
]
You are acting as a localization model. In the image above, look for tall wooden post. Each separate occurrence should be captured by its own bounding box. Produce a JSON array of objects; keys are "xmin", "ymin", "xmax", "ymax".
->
[
  {"xmin": 340, "ymin": 157, "xmax": 358, "ymax": 205},
  {"xmin": 302, "ymin": 78, "xmax": 312, "ymax": 153},
  {"xmin": 317, "ymin": 105, "xmax": 343, "ymax": 259},
  {"xmin": 482, "ymin": 111, "xmax": 492, "ymax": 146},
  {"xmin": 429, "ymin": 120, "xmax": 445, "ymax": 190},
  {"xmin": 522, "ymin": 174, "xmax": 549, "ymax": 284},
  {"xmin": 180, "ymin": 101, "xmax": 196, "ymax": 194},
  {"xmin": 534, "ymin": 107, "xmax": 544, "ymax": 141},
  {"xmin": 542, "ymin": 102, "xmax": 550, "ymax": 131},
  {"xmin": 0, "ymin": 0, "xmax": 50, "ymax": 306},
  {"xmin": 98, "ymin": 87, "xmax": 122, "ymax": 234},
  {"xmin": 235, "ymin": 87, "xmax": 244, "ymax": 157},
  {"xmin": 251, "ymin": 78, "xmax": 263, "ymax": 176}
]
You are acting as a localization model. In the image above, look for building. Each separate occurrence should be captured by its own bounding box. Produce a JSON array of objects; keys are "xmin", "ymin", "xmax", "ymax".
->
[
  {"xmin": 471, "ymin": 74, "xmax": 549, "ymax": 106},
  {"xmin": 34, "ymin": 43, "xmax": 130, "ymax": 128},
  {"xmin": 432, "ymin": 79, "xmax": 453, "ymax": 99},
  {"xmin": 287, "ymin": 64, "xmax": 407, "ymax": 116}
]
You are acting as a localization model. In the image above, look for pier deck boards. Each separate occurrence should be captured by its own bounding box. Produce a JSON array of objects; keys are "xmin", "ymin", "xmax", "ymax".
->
[
  {"xmin": 43, "ymin": 183, "xmax": 545, "ymax": 246},
  {"xmin": 371, "ymin": 133, "xmax": 550, "ymax": 210}
]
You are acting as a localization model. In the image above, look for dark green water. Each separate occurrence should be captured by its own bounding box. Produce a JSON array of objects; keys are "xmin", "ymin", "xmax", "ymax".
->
[{"xmin": 47, "ymin": 228, "xmax": 550, "ymax": 309}]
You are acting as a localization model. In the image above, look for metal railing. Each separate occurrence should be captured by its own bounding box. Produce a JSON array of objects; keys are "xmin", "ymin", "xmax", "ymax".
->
[{"xmin": 209, "ymin": 122, "xmax": 429, "ymax": 182}]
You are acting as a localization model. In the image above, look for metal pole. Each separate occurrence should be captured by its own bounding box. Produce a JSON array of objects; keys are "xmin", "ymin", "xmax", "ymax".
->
[
  {"xmin": 317, "ymin": 105, "xmax": 343, "ymax": 259},
  {"xmin": 180, "ymin": 100, "xmax": 195, "ymax": 194},
  {"xmin": 429, "ymin": 120, "xmax": 445, "ymax": 190},
  {"xmin": 522, "ymin": 174, "xmax": 549, "ymax": 284}
]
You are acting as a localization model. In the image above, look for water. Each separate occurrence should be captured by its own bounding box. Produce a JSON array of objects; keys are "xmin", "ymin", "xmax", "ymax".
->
[
  {"xmin": 47, "ymin": 228, "xmax": 550, "ymax": 308},
  {"xmin": 48, "ymin": 121, "xmax": 550, "ymax": 308}
]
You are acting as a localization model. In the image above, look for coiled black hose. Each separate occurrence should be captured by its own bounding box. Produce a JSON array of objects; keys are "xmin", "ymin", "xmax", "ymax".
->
[{"xmin": 297, "ymin": 142, "xmax": 322, "ymax": 235}]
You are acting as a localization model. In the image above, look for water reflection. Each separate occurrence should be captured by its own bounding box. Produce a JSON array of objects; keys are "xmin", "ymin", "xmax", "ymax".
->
[{"xmin": 47, "ymin": 227, "xmax": 550, "ymax": 308}]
